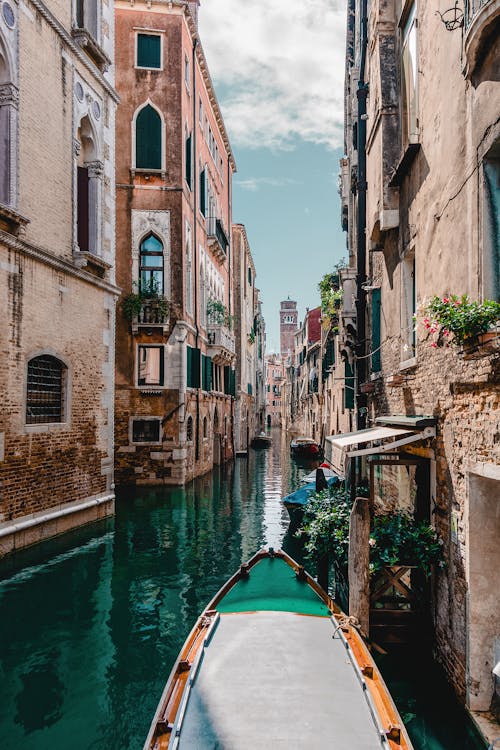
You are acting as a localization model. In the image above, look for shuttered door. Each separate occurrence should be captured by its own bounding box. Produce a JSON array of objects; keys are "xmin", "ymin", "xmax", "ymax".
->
[
  {"xmin": 187, "ymin": 346, "xmax": 201, "ymax": 388},
  {"xmin": 137, "ymin": 34, "xmax": 161, "ymax": 68},
  {"xmin": 136, "ymin": 105, "xmax": 162, "ymax": 170},
  {"xmin": 371, "ymin": 288, "xmax": 381, "ymax": 372}
]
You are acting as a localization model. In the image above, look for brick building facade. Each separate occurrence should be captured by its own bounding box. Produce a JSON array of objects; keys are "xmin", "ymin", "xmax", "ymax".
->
[
  {"xmin": 114, "ymin": 0, "xmax": 237, "ymax": 485},
  {"xmin": 341, "ymin": 0, "xmax": 500, "ymax": 735},
  {"xmin": 0, "ymin": 0, "xmax": 118, "ymax": 555}
]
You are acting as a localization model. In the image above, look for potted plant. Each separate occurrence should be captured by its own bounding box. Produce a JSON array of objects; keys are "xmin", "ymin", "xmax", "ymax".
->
[
  {"xmin": 123, "ymin": 280, "xmax": 169, "ymax": 323},
  {"xmin": 207, "ymin": 298, "xmax": 235, "ymax": 329},
  {"xmin": 422, "ymin": 295, "xmax": 500, "ymax": 353},
  {"xmin": 248, "ymin": 329, "xmax": 256, "ymax": 345}
]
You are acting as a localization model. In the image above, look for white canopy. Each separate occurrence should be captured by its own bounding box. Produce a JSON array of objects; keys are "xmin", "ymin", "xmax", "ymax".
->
[{"xmin": 325, "ymin": 425, "xmax": 435, "ymax": 477}]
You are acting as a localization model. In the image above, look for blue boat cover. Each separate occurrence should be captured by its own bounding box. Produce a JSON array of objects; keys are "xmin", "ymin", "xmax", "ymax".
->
[{"xmin": 282, "ymin": 475, "xmax": 339, "ymax": 508}]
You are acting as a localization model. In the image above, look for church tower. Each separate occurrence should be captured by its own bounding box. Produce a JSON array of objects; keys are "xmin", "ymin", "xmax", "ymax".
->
[{"xmin": 280, "ymin": 299, "xmax": 298, "ymax": 360}]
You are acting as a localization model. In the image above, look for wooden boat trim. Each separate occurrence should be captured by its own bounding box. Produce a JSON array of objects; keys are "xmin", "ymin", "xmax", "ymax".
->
[{"xmin": 144, "ymin": 547, "xmax": 413, "ymax": 750}]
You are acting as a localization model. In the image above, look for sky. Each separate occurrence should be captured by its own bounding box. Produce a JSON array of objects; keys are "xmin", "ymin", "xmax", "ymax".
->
[{"xmin": 198, "ymin": 0, "xmax": 348, "ymax": 353}]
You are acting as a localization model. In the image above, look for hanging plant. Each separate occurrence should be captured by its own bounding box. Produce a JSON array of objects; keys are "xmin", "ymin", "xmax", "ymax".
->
[
  {"xmin": 122, "ymin": 280, "xmax": 169, "ymax": 322},
  {"xmin": 207, "ymin": 297, "xmax": 236, "ymax": 329},
  {"xmin": 422, "ymin": 295, "xmax": 500, "ymax": 348}
]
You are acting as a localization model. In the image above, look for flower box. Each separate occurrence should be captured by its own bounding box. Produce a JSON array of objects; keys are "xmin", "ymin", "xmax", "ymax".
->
[
  {"xmin": 360, "ymin": 381, "xmax": 375, "ymax": 394},
  {"xmin": 461, "ymin": 328, "xmax": 500, "ymax": 360}
]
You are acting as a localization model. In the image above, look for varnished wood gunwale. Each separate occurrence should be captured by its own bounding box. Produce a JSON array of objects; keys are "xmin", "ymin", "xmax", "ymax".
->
[{"xmin": 144, "ymin": 548, "xmax": 413, "ymax": 750}]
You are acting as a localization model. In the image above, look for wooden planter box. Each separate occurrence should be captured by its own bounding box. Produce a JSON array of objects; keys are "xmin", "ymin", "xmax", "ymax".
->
[{"xmin": 461, "ymin": 329, "xmax": 500, "ymax": 360}]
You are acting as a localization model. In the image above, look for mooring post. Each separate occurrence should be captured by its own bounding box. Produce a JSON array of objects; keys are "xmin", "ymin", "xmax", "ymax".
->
[{"xmin": 348, "ymin": 496, "xmax": 371, "ymax": 636}]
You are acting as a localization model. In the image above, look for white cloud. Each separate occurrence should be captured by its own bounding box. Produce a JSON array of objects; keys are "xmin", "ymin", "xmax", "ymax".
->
[
  {"xmin": 198, "ymin": 0, "xmax": 346, "ymax": 151},
  {"xmin": 235, "ymin": 176, "xmax": 301, "ymax": 192}
]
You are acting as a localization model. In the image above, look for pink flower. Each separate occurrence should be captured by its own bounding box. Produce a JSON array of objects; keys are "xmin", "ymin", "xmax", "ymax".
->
[
  {"xmin": 454, "ymin": 299, "xmax": 461, "ymax": 306},
  {"xmin": 431, "ymin": 342, "xmax": 438, "ymax": 348},
  {"xmin": 429, "ymin": 325, "xmax": 438, "ymax": 334},
  {"xmin": 443, "ymin": 297, "xmax": 449, "ymax": 303},
  {"xmin": 443, "ymin": 329, "xmax": 449, "ymax": 336}
]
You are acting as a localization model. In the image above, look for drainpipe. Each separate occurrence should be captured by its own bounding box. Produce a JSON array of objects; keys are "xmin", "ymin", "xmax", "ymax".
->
[
  {"xmin": 355, "ymin": 0, "xmax": 368, "ymax": 444},
  {"xmin": 192, "ymin": 35, "xmax": 200, "ymax": 461}
]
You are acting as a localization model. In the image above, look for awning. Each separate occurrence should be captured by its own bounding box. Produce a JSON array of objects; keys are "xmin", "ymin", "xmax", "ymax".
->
[{"xmin": 324, "ymin": 425, "xmax": 436, "ymax": 478}]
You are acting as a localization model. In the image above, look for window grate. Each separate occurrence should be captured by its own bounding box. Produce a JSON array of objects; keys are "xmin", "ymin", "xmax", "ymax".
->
[
  {"xmin": 132, "ymin": 419, "xmax": 161, "ymax": 443},
  {"xmin": 26, "ymin": 355, "xmax": 65, "ymax": 424}
]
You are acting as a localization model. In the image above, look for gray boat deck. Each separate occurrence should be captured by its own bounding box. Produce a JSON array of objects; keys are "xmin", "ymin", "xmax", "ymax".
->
[{"xmin": 174, "ymin": 611, "xmax": 386, "ymax": 749}]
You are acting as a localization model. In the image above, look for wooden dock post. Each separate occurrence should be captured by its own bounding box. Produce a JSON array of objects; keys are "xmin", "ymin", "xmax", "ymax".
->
[{"xmin": 348, "ymin": 496, "xmax": 371, "ymax": 636}]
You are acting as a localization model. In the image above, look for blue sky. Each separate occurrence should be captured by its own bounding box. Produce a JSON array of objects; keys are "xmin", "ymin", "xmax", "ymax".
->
[{"xmin": 198, "ymin": 0, "xmax": 347, "ymax": 353}]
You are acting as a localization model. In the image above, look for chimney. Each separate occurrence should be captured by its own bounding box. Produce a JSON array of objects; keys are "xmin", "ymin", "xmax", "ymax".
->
[{"xmin": 186, "ymin": 1, "xmax": 200, "ymax": 27}]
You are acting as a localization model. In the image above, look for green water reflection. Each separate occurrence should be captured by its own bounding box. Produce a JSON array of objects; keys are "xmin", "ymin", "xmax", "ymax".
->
[{"xmin": 0, "ymin": 430, "xmax": 486, "ymax": 749}]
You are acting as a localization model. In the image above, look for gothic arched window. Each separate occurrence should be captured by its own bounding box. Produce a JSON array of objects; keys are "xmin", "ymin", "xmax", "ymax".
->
[
  {"xmin": 135, "ymin": 104, "xmax": 162, "ymax": 170},
  {"xmin": 139, "ymin": 234, "xmax": 164, "ymax": 294}
]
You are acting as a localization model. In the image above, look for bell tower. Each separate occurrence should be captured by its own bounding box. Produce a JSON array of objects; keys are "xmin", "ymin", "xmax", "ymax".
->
[{"xmin": 280, "ymin": 298, "xmax": 298, "ymax": 360}]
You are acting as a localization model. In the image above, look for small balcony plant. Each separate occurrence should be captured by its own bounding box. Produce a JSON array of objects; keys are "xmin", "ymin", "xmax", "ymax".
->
[
  {"xmin": 123, "ymin": 280, "xmax": 169, "ymax": 323},
  {"xmin": 207, "ymin": 298, "xmax": 235, "ymax": 329},
  {"xmin": 422, "ymin": 294, "xmax": 500, "ymax": 349}
]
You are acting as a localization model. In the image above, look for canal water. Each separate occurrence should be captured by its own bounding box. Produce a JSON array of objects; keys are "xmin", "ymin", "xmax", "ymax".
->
[{"xmin": 0, "ymin": 429, "xmax": 486, "ymax": 750}]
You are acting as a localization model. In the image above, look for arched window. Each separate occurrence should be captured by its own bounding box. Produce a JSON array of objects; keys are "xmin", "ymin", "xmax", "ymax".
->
[
  {"xmin": 76, "ymin": 115, "xmax": 101, "ymax": 254},
  {"xmin": 0, "ymin": 32, "xmax": 17, "ymax": 208},
  {"xmin": 135, "ymin": 104, "xmax": 162, "ymax": 170},
  {"xmin": 26, "ymin": 355, "xmax": 67, "ymax": 424},
  {"xmin": 140, "ymin": 234, "xmax": 163, "ymax": 294},
  {"xmin": 186, "ymin": 415, "xmax": 193, "ymax": 442}
]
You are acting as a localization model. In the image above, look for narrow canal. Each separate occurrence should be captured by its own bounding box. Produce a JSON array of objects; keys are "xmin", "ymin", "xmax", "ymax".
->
[{"xmin": 0, "ymin": 430, "xmax": 486, "ymax": 750}]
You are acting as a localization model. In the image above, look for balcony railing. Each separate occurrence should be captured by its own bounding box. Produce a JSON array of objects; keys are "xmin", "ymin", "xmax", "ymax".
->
[
  {"xmin": 207, "ymin": 217, "xmax": 229, "ymax": 261},
  {"xmin": 207, "ymin": 323, "xmax": 236, "ymax": 364},
  {"xmin": 131, "ymin": 299, "xmax": 169, "ymax": 334},
  {"xmin": 464, "ymin": 0, "xmax": 494, "ymax": 27}
]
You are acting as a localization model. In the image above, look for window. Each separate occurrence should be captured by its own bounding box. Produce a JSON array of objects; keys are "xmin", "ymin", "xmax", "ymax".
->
[
  {"xmin": 140, "ymin": 234, "xmax": 164, "ymax": 293},
  {"xmin": 199, "ymin": 97, "xmax": 203, "ymax": 127},
  {"xmin": 138, "ymin": 346, "xmax": 164, "ymax": 386},
  {"xmin": 371, "ymin": 288, "xmax": 382, "ymax": 372},
  {"xmin": 483, "ymin": 154, "xmax": 500, "ymax": 301},
  {"xmin": 186, "ymin": 415, "xmax": 193, "ymax": 442},
  {"xmin": 248, "ymin": 267, "xmax": 252, "ymax": 286},
  {"xmin": 0, "ymin": 30, "xmax": 16, "ymax": 208},
  {"xmin": 344, "ymin": 360, "xmax": 354, "ymax": 410},
  {"xmin": 184, "ymin": 55, "xmax": 190, "ymax": 88},
  {"xmin": 199, "ymin": 167, "xmax": 207, "ymax": 216},
  {"xmin": 132, "ymin": 419, "xmax": 161, "ymax": 443},
  {"xmin": 185, "ymin": 130, "xmax": 192, "ymax": 189},
  {"xmin": 203, "ymin": 416, "xmax": 208, "ymax": 439},
  {"xmin": 76, "ymin": 0, "xmax": 98, "ymax": 40},
  {"xmin": 26, "ymin": 355, "xmax": 66, "ymax": 424},
  {"xmin": 135, "ymin": 104, "xmax": 162, "ymax": 170},
  {"xmin": 136, "ymin": 33, "xmax": 161, "ymax": 69},
  {"xmin": 401, "ymin": 251, "xmax": 416, "ymax": 359},
  {"xmin": 401, "ymin": 3, "xmax": 418, "ymax": 145},
  {"xmin": 76, "ymin": 115, "xmax": 101, "ymax": 254},
  {"xmin": 202, "ymin": 354, "xmax": 212, "ymax": 391},
  {"xmin": 185, "ymin": 222, "xmax": 193, "ymax": 314}
]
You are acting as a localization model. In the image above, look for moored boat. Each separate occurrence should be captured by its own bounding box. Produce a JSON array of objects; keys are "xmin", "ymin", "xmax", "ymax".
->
[
  {"xmin": 290, "ymin": 435, "xmax": 323, "ymax": 459},
  {"xmin": 250, "ymin": 432, "xmax": 272, "ymax": 448},
  {"xmin": 282, "ymin": 471, "xmax": 340, "ymax": 525},
  {"xmin": 144, "ymin": 548, "xmax": 413, "ymax": 750}
]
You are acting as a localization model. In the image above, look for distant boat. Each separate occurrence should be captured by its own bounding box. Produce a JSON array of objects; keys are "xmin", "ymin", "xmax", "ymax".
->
[
  {"xmin": 250, "ymin": 432, "xmax": 272, "ymax": 448},
  {"xmin": 290, "ymin": 436, "xmax": 323, "ymax": 459},
  {"xmin": 144, "ymin": 548, "xmax": 413, "ymax": 750}
]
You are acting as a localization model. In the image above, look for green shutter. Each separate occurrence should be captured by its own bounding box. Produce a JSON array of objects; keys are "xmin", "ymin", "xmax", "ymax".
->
[
  {"xmin": 345, "ymin": 360, "xmax": 354, "ymax": 410},
  {"xmin": 202, "ymin": 354, "xmax": 212, "ymax": 391},
  {"xmin": 230, "ymin": 369, "xmax": 236, "ymax": 397},
  {"xmin": 224, "ymin": 365, "xmax": 230, "ymax": 395},
  {"xmin": 371, "ymin": 288, "xmax": 381, "ymax": 372},
  {"xmin": 137, "ymin": 34, "xmax": 161, "ymax": 69},
  {"xmin": 185, "ymin": 133, "xmax": 192, "ymax": 189},
  {"xmin": 200, "ymin": 169, "xmax": 206, "ymax": 215},
  {"xmin": 136, "ymin": 105, "xmax": 162, "ymax": 170},
  {"xmin": 187, "ymin": 346, "xmax": 201, "ymax": 388}
]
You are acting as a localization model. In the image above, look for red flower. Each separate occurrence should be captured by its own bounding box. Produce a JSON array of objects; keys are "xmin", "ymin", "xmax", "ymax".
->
[
  {"xmin": 443, "ymin": 297, "xmax": 449, "ymax": 303},
  {"xmin": 431, "ymin": 342, "xmax": 438, "ymax": 348}
]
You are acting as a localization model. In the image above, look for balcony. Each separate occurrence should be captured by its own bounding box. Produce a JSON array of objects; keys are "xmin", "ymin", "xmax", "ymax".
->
[
  {"xmin": 463, "ymin": 0, "xmax": 500, "ymax": 78},
  {"xmin": 207, "ymin": 323, "xmax": 236, "ymax": 365},
  {"xmin": 131, "ymin": 299, "xmax": 169, "ymax": 334},
  {"xmin": 207, "ymin": 217, "xmax": 229, "ymax": 262}
]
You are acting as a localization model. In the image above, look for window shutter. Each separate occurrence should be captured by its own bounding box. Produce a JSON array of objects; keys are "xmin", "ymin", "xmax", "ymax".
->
[
  {"xmin": 187, "ymin": 346, "xmax": 201, "ymax": 388},
  {"xmin": 136, "ymin": 105, "xmax": 162, "ymax": 170},
  {"xmin": 371, "ymin": 288, "xmax": 382, "ymax": 372},
  {"xmin": 137, "ymin": 34, "xmax": 161, "ymax": 69},
  {"xmin": 200, "ymin": 169, "xmax": 206, "ymax": 215},
  {"xmin": 344, "ymin": 360, "xmax": 354, "ymax": 410}
]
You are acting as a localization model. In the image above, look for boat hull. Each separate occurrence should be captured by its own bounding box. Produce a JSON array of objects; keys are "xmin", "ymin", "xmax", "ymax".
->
[{"xmin": 144, "ymin": 549, "xmax": 413, "ymax": 750}]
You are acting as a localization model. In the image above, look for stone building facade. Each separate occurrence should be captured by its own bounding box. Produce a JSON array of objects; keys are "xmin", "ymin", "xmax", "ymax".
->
[
  {"xmin": 342, "ymin": 0, "xmax": 500, "ymax": 735},
  {"xmin": 265, "ymin": 354, "xmax": 284, "ymax": 428},
  {"xmin": 0, "ymin": 0, "xmax": 118, "ymax": 555},
  {"xmin": 232, "ymin": 224, "xmax": 264, "ymax": 453},
  {"xmin": 114, "ymin": 0, "xmax": 237, "ymax": 485},
  {"xmin": 0, "ymin": 0, "xmax": 118, "ymax": 556}
]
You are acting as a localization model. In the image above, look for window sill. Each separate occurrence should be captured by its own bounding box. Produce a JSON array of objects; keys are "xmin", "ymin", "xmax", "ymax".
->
[
  {"xmin": 399, "ymin": 356, "xmax": 417, "ymax": 371},
  {"xmin": 131, "ymin": 168, "xmax": 167, "ymax": 180},
  {"xmin": 25, "ymin": 422, "xmax": 70, "ymax": 434},
  {"xmin": 135, "ymin": 65, "xmax": 162, "ymax": 72},
  {"xmin": 130, "ymin": 441, "xmax": 162, "ymax": 447},
  {"xmin": 73, "ymin": 250, "xmax": 111, "ymax": 278},
  {"xmin": 137, "ymin": 388, "xmax": 164, "ymax": 396}
]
